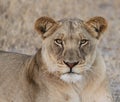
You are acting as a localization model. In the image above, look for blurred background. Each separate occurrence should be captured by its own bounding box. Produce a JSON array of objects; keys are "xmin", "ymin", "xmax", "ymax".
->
[{"xmin": 0, "ymin": 0, "xmax": 120, "ymax": 101}]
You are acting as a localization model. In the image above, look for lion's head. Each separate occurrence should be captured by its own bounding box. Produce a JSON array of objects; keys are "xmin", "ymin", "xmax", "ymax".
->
[{"xmin": 35, "ymin": 16, "xmax": 107, "ymax": 83}]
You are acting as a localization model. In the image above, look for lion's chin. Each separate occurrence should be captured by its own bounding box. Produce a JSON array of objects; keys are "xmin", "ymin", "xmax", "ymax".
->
[{"xmin": 60, "ymin": 73, "xmax": 83, "ymax": 83}]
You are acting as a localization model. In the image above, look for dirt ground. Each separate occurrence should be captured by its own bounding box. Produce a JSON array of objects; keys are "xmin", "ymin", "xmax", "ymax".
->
[{"xmin": 0, "ymin": 0, "xmax": 120, "ymax": 101}]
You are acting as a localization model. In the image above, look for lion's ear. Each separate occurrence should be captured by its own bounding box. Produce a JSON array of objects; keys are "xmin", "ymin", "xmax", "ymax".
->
[
  {"xmin": 85, "ymin": 16, "xmax": 108, "ymax": 39},
  {"xmin": 35, "ymin": 17, "xmax": 59, "ymax": 39}
]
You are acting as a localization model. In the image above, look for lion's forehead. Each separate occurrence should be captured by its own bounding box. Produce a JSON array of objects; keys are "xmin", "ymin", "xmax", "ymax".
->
[
  {"xmin": 58, "ymin": 18, "xmax": 83, "ymax": 24},
  {"xmin": 59, "ymin": 18, "xmax": 83, "ymax": 29},
  {"xmin": 56, "ymin": 18, "xmax": 86, "ymax": 38}
]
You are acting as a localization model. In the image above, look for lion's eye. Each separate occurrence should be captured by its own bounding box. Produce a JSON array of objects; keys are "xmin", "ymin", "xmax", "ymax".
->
[
  {"xmin": 54, "ymin": 39, "xmax": 63, "ymax": 46},
  {"xmin": 80, "ymin": 39, "xmax": 89, "ymax": 47}
]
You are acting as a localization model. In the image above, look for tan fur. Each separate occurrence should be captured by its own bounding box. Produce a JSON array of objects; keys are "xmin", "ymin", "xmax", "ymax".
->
[{"xmin": 0, "ymin": 17, "xmax": 113, "ymax": 102}]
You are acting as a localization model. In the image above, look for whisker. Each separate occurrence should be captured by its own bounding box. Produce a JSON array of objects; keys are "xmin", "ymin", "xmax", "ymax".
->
[{"xmin": 86, "ymin": 66, "xmax": 100, "ymax": 77}]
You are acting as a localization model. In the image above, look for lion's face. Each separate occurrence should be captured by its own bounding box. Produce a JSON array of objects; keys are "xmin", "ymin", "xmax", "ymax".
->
[{"xmin": 35, "ymin": 17, "xmax": 107, "ymax": 83}]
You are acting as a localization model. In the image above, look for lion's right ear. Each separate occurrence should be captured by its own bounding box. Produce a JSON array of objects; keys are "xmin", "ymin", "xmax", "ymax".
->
[
  {"xmin": 85, "ymin": 17, "xmax": 107, "ymax": 39},
  {"xmin": 35, "ymin": 17, "xmax": 59, "ymax": 39}
]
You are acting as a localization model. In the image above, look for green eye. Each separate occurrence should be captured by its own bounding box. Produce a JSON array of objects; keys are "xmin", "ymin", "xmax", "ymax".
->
[
  {"xmin": 80, "ymin": 39, "xmax": 89, "ymax": 47},
  {"xmin": 54, "ymin": 39, "xmax": 63, "ymax": 45}
]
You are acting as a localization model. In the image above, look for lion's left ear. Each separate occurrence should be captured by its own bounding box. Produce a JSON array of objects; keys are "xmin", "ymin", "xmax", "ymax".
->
[
  {"xmin": 85, "ymin": 17, "xmax": 108, "ymax": 39},
  {"xmin": 35, "ymin": 17, "xmax": 59, "ymax": 39}
]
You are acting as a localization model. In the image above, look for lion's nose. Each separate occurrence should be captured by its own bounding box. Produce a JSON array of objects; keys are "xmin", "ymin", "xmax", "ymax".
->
[{"xmin": 63, "ymin": 61, "xmax": 79, "ymax": 69}]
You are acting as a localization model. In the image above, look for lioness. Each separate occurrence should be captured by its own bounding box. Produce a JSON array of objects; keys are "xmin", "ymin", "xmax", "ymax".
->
[{"xmin": 0, "ymin": 16, "xmax": 113, "ymax": 102}]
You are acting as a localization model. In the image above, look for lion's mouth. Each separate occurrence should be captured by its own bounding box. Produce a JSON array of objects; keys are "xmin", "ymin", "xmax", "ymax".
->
[{"xmin": 63, "ymin": 71, "xmax": 80, "ymax": 75}]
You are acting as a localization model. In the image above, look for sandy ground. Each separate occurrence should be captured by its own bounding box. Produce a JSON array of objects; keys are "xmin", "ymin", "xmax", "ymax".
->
[{"xmin": 0, "ymin": 0, "xmax": 120, "ymax": 101}]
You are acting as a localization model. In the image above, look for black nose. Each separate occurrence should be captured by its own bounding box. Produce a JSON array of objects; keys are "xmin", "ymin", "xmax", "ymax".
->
[{"xmin": 63, "ymin": 61, "xmax": 79, "ymax": 69}]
